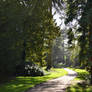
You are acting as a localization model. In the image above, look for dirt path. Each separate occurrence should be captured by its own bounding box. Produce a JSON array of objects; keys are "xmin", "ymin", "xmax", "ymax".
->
[{"xmin": 26, "ymin": 68, "xmax": 77, "ymax": 92}]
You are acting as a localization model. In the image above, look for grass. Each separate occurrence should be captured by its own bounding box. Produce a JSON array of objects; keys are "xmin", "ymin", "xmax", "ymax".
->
[
  {"xmin": 0, "ymin": 68, "xmax": 67, "ymax": 92},
  {"xmin": 66, "ymin": 83, "xmax": 92, "ymax": 92},
  {"xmin": 66, "ymin": 68, "xmax": 92, "ymax": 92},
  {"xmin": 71, "ymin": 68, "xmax": 89, "ymax": 80}
]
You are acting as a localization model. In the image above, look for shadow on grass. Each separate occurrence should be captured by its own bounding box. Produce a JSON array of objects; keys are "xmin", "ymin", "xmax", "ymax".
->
[
  {"xmin": 0, "ymin": 76, "xmax": 53, "ymax": 92},
  {"xmin": 66, "ymin": 68, "xmax": 92, "ymax": 92},
  {"xmin": 66, "ymin": 82, "xmax": 92, "ymax": 92},
  {"xmin": 0, "ymin": 69, "xmax": 67, "ymax": 92}
]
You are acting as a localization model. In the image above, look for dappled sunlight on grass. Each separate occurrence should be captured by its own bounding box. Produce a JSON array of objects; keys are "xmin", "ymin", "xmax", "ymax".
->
[
  {"xmin": 0, "ymin": 68, "xmax": 67, "ymax": 92},
  {"xmin": 66, "ymin": 83, "xmax": 92, "ymax": 92},
  {"xmin": 66, "ymin": 68, "xmax": 92, "ymax": 92},
  {"xmin": 74, "ymin": 69, "xmax": 89, "ymax": 80},
  {"xmin": 68, "ymin": 68, "xmax": 89, "ymax": 80}
]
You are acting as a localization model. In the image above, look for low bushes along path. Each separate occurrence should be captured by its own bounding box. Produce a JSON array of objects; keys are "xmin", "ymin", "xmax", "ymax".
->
[{"xmin": 26, "ymin": 68, "xmax": 77, "ymax": 92}]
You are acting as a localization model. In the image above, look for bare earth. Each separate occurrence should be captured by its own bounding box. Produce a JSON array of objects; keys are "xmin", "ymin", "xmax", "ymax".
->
[{"xmin": 26, "ymin": 68, "xmax": 77, "ymax": 92}]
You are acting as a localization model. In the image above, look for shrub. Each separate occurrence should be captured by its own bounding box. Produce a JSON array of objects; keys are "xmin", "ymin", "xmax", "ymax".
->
[{"xmin": 15, "ymin": 62, "xmax": 44, "ymax": 76}]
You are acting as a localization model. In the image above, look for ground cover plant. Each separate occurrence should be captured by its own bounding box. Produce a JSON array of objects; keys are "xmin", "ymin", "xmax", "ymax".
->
[{"xmin": 0, "ymin": 68, "xmax": 67, "ymax": 92}]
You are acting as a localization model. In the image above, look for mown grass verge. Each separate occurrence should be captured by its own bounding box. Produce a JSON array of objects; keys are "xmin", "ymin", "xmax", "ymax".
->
[
  {"xmin": 0, "ymin": 68, "xmax": 67, "ymax": 92},
  {"xmin": 66, "ymin": 68, "xmax": 92, "ymax": 92}
]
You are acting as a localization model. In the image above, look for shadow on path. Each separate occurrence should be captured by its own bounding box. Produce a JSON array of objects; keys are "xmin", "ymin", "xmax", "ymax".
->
[{"xmin": 26, "ymin": 68, "xmax": 77, "ymax": 92}]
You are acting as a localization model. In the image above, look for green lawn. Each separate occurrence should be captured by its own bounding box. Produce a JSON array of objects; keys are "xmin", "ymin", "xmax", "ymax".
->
[
  {"xmin": 0, "ymin": 68, "xmax": 67, "ymax": 92},
  {"xmin": 66, "ymin": 68, "xmax": 92, "ymax": 92}
]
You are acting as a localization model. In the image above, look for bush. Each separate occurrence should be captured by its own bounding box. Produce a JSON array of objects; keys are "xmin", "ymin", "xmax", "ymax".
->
[{"xmin": 15, "ymin": 62, "xmax": 44, "ymax": 76}]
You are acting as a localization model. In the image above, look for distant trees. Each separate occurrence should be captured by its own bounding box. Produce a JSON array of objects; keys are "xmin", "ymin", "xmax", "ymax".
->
[{"xmin": 52, "ymin": 0, "xmax": 92, "ymax": 84}]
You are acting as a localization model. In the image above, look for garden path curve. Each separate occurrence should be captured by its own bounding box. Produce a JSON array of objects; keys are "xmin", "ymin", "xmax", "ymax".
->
[{"xmin": 26, "ymin": 68, "xmax": 77, "ymax": 92}]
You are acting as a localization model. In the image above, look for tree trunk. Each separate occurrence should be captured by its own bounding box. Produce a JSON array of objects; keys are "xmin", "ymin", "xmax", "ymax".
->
[
  {"xmin": 46, "ymin": 0, "xmax": 52, "ymax": 71},
  {"xmin": 39, "ymin": 53, "xmax": 43, "ymax": 67},
  {"xmin": 46, "ymin": 50, "xmax": 52, "ymax": 70},
  {"xmin": 90, "ymin": 66, "xmax": 92, "ymax": 84},
  {"xmin": 22, "ymin": 40, "xmax": 26, "ymax": 62}
]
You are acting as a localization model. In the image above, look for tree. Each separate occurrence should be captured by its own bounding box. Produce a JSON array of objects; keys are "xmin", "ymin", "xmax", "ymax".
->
[
  {"xmin": 63, "ymin": 0, "xmax": 92, "ymax": 84},
  {"xmin": 0, "ymin": 0, "xmax": 28, "ymax": 76},
  {"xmin": 0, "ymin": 0, "xmax": 61, "ymax": 78}
]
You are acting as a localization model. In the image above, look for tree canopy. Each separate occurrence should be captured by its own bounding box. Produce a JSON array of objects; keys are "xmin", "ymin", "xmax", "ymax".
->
[
  {"xmin": 1, "ymin": 0, "xmax": 92, "ymax": 84},
  {"xmin": 0, "ymin": 0, "xmax": 61, "ymax": 77}
]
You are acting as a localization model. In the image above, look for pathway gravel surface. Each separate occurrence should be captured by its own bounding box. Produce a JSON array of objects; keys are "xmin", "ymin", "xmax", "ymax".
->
[{"xmin": 26, "ymin": 68, "xmax": 77, "ymax": 92}]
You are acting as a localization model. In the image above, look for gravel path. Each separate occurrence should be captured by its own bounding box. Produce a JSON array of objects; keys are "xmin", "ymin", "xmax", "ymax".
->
[{"xmin": 26, "ymin": 68, "xmax": 77, "ymax": 92}]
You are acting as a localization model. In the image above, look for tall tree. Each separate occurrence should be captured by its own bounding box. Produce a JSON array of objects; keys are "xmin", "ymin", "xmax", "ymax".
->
[
  {"xmin": 63, "ymin": 0, "xmax": 92, "ymax": 83},
  {"xmin": 0, "ymin": 0, "xmax": 61, "ymax": 77}
]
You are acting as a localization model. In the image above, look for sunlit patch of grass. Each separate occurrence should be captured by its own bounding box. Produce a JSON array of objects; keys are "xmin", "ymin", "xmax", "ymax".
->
[{"xmin": 0, "ymin": 68, "xmax": 67, "ymax": 92}]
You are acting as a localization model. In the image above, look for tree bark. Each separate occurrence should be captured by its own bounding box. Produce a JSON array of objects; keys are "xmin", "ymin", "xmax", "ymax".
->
[
  {"xmin": 46, "ymin": 0, "xmax": 52, "ymax": 70},
  {"xmin": 22, "ymin": 40, "xmax": 26, "ymax": 62},
  {"xmin": 46, "ymin": 48, "xmax": 52, "ymax": 70},
  {"xmin": 90, "ymin": 66, "xmax": 92, "ymax": 84}
]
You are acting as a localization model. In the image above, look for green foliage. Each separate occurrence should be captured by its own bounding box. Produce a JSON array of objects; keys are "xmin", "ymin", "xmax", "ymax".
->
[
  {"xmin": 65, "ymin": 0, "xmax": 92, "ymax": 65},
  {"xmin": 0, "ymin": 0, "xmax": 27, "ymax": 76},
  {"xmin": 0, "ymin": 0, "xmax": 61, "ymax": 77},
  {"xmin": 0, "ymin": 68, "xmax": 67, "ymax": 92},
  {"xmin": 63, "ymin": 0, "xmax": 92, "ymax": 84}
]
